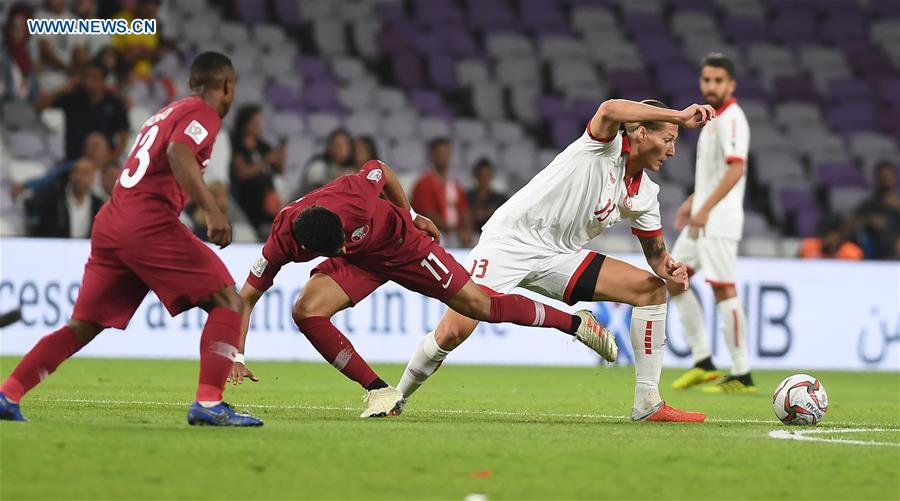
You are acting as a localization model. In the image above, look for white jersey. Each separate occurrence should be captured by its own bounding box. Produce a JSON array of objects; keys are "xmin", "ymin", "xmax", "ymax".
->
[
  {"xmin": 482, "ymin": 128, "xmax": 662, "ymax": 253},
  {"xmin": 692, "ymin": 99, "xmax": 750, "ymax": 240}
]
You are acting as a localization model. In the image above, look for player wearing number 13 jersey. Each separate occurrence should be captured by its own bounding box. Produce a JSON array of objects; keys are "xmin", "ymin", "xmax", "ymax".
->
[
  {"xmin": 233, "ymin": 160, "xmax": 614, "ymax": 418},
  {"xmin": 397, "ymin": 99, "xmax": 717, "ymax": 422},
  {"xmin": 0, "ymin": 53, "xmax": 262, "ymax": 426}
]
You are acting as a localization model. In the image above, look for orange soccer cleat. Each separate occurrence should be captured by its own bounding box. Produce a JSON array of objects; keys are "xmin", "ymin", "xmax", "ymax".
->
[{"xmin": 636, "ymin": 402, "xmax": 706, "ymax": 423}]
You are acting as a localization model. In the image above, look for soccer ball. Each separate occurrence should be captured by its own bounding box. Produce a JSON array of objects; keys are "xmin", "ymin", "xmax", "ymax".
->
[{"xmin": 772, "ymin": 374, "xmax": 829, "ymax": 425}]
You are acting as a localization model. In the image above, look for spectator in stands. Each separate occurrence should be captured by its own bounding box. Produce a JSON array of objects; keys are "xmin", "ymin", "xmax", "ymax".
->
[
  {"xmin": 35, "ymin": 60, "xmax": 129, "ymax": 161},
  {"xmin": 230, "ymin": 104, "xmax": 285, "ymax": 240},
  {"xmin": 411, "ymin": 138, "xmax": 474, "ymax": 247},
  {"xmin": 855, "ymin": 161, "xmax": 900, "ymax": 260},
  {"xmin": 466, "ymin": 158, "xmax": 507, "ymax": 234},
  {"xmin": 101, "ymin": 161, "xmax": 121, "ymax": 198},
  {"xmin": 353, "ymin": 136, "xmax": 379, "ymax": 167},
  {"xmin": 800, "ymin": 214, "xmax": 864, "ymax": 260},
  {"xmin": 1, "ymin": 3, "xmax": 39, "ymax": 102},
  {"xmin": 301, "ymin": 128, "xmax": 355, "ymax": 195},
  {"xmin": 31, "ymin": 157, "xmax": 103, "ymax": 238},
  {"xmin": 35, "ymin": 0, "xmax": 86, "ymax": 91},
  {"xmin": 12, "ymin": 132, "xmax": 111, "ymax": 200},
  {"xmin": 112, "ymin": 0, "xmax": 167, "ymax": 79},
  {"xmin": 188, "ymin": 181, "xmax": 230, "ymax": 242}
]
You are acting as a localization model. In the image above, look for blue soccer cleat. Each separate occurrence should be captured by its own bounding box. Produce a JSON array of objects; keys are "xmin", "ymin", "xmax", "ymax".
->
[
  {"xmin": 187, "ymin": 401, "xmax": 263, "ymax": 427},
  {"xmin": 0, "ymin": 392, "xmax": 28, "ymax": 421}
]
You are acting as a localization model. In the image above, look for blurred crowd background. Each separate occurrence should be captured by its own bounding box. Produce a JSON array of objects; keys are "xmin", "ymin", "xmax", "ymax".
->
[{"xmin": 1, "ymin": 0, "xmax": 898, "ymax": 259}]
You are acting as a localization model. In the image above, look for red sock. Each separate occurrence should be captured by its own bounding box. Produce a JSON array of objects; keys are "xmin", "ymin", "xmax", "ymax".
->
[
  {"xmin": 196, "ymin": 307, "xmax": 242, "ymax": 402},
  {"xmin": 295, "ymin": 316, "xmax": 380, "ymax": 389},
  {"xmin": 1, "ymin": 326, "xmax": 83, "ymax": 402},
  {"xmin": 489, "ymin": 294, "xmax": 576, "ymax": 334}
]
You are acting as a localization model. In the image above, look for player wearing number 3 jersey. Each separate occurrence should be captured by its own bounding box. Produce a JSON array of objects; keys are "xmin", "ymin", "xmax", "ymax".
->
[
  {"xmin": 232, "ymin": 160, "xmax": 615, "ymax": 418},
  {"xmin": 398, "ymin": 99, "xmax": 715, "ymax": 422},
  {"xmin": 0, "ymin": 53, "xmax": 262, "ymax": 426}
]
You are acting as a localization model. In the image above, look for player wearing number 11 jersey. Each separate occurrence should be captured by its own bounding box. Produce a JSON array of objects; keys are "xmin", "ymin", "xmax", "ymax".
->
[
  {"xmin": 0, "ymin": 52, "xmax": 261, "ymax": 426},
  {"xmin": 232, "ymin": 159, "xmax": 616, "ymax": 418}
]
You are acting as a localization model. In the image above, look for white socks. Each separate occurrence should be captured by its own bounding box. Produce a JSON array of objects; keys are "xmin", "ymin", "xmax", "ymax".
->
[
  {"xmin": 671, "ymin": 291, "xmax": 711, "ymax": 363},
  {"xmin": 397, "ymin": 331, "xmax": 449, "ymax": 398},
  {"xmin": 630, "ymin": 304, "xmax": 667, "ymax": 415},
  {"xmin": 718, "ymin": 297, "xmax": 750, "ymax": 375}
]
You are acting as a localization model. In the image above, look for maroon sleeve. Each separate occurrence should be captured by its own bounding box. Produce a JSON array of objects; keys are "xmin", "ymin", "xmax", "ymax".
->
[
  {"xmin": 356, "ymin": 160, "xmax": 387, "ymax": 195},
  {"xmin": 169, "ymin": 103, "xmax": 221, "ymax": 155},
  {"xmin": 246, "ymin": 211, "xmax": 299, "ymax": 291}
]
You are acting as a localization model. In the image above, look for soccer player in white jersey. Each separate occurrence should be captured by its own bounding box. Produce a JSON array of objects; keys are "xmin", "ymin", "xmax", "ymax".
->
[
  {"xmin": 669, "ymin": 53, "xmax": 755, "ymax": 393},
  {"xmin": 397, "ymin": 98, "xmax": 716, "ymax": 422}
]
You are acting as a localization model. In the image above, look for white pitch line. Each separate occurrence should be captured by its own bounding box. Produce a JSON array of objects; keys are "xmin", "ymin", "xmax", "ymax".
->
[
  {"xmin": 768, "ymin": 428, "xmax": 900, "ymax": 447},
  {"xmin": 29, "ymin": 397, "xmax": 900, "ymax": 429}
]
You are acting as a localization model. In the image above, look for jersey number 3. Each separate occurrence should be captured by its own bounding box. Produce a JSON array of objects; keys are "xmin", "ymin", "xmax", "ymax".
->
[{"xmin": 120, "ymin": 125, "xmax": 160, "ymax": 188}]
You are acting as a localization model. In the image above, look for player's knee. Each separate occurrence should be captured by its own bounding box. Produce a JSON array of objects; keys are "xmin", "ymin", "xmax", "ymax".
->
[
  {"xmin": 435, "ymin": 321, "xmax": 471, "ymax": 350},
  {"xmin": 291, "ymin": 297, "xmax": 328, "ymax": 326},
  {"xmin": 633, "ymin": 275, "xmax": 667, "ymax": 307},
  {"xmin": 214, "ymin": 287, "xmax": 244, "ymax": 313},
  {"xmin": 66, "ymin": 319, "xmax": 104, "ymax": 345}
]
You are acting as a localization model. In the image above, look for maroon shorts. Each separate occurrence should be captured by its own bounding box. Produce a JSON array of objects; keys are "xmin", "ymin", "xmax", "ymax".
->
[
  {"xmin": 312, "ymin": 233, "xmax": 469, "ymax": 305},
  {"xmin": 72, "ymin": 221, "xmax": 235, "ymax": 329}
]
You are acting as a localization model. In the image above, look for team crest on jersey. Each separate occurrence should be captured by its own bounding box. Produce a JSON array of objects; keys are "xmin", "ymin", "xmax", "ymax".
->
[
  {"xmin": 366, "ymin": 169, "xmax": 383, "ymax": 182},
  {"xmin": 623, "ymin": 196, "xmax": 633, "ymax": 210},
  {"xmin": 250, "ymin": 256, "xmax": 268, "ymax": 277},
  {"xmin": 184, "ymin": 120, "xmax": 208, "ymax": 145},
  {"xmin": 351, "ymin": 225, "xmax": 370, "ymax": 242}
]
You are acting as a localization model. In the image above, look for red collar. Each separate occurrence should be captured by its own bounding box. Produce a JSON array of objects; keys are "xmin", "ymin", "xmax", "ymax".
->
[
  {"xmin": 716, "ymin": 97, "xmax": 737, "ymax": 115},
  {"xmin": 621, "ymin": 135, "xmax": 643, "ymax": 197}
]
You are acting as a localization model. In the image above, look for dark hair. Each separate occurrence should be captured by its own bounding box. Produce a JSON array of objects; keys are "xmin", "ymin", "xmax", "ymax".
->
[
  {"xmin": 624, "ymin": 99, "xmax": 671, "ymax": 133},
  {"xmin": 233, "ymin": 104, "xmax": 261, "ymax": 139},
  {"xmin": 701, "ymin": 52, "xmax": 735, "ymax": 80},
  {"xmin": 84, "ymin": 59, "xmax": 108, "ymax": 78},
  {"xmin": 322, "ymin": 128, "xmax": 353, "ymax": 166},
  {"xmin": 293, "ymin": 206, "xmax": 345, "ymax": 253},
  {"xmin": 874, "ymin": 160, "xmax": 897, "ymax": 175},
  {"xmin": 472, "ymin": 157, "xmax": 493, "ymax": 175},
  {"xmin": 428, "ymin": 137, "xmax": 450, "ymax": 152},
  {"xmin": 3, "ymin": 3, "xmax": 33, "ymax": 45},
  {"xmin": 189, "ymin": 51, "xmax": 233, "ymax": 92},
  {"xmin": 355, "ymin": 135, "xmax": 378, "ymax": 161},
  {"xmin": 816, "ymin": 214, "xmax": 844, "ymax": 237}
]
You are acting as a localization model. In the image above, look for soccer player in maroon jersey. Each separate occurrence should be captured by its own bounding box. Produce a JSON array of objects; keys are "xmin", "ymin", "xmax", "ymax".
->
[
  {"xmin": 230, "ymin": 159, "xmax": 617, "ymax": 417},
  {"xmin": 0, "ymin": 52, "xmax": 262, "ymax": 426}
]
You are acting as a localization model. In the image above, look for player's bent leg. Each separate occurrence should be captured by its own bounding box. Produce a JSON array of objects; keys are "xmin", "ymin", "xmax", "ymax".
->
[
  {"xmin": 0, "ymin": 319, "xmax": 104, "ymax": 421},
  {"xmin": 188, "ymin": 285, "xmax": 262, "ymax": 427},
  {"xmin": 591, "ymin": 257, "xmax": 705, "ymax": 422},
  {"xmin": 397, "ymin": 308, "xmax": 480, "ymax": 403}
]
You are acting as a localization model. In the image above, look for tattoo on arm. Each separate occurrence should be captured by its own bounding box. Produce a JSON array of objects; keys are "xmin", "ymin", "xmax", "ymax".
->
[{"xmin": 639, "ymin": 234, "xmax": 667, "ymax": 263}]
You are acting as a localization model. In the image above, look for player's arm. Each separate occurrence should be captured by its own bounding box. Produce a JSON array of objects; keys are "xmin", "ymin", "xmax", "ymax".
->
[
  {"xmin": 589, "ymin": 100, "xmax": 716, "ymax": 140},
  {"xmin": 638, "ymin": 234, "xmax": 689, "ymax": 291},
  {"xmin": 687, "ymin": 159, "xmax": 745, "ymax": 238},
  {"xmin": 228, "ymin": 282, "xmax": 263, "ymax": 385},
  {"xmin": 34, "ymin": 77, "xmax": 77, "ymax": 112},
  {"xmin": 378, "ymin": 161, "xmax": 442, "ymax": 242},
  {"xmin": 167, "ymin": 142, "xmax": 231, "ymax": 248}
]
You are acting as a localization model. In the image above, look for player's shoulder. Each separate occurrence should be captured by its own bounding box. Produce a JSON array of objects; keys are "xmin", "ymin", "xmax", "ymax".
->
[{"xmin": 721, "ymin": 100, "xmax": 749, "ymax": 123}]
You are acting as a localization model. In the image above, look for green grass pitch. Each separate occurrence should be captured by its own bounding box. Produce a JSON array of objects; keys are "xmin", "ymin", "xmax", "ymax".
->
[{"xmin": 1, "ymin": 356, "xmax": 898, "ymax": 500}]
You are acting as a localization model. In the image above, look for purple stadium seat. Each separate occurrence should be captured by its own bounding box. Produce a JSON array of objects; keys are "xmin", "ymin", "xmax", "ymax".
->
[
  {"xmin": 551, "ymin": 116, "xmax": 581, "ymax": 148},
  {"xmin": 411, "ymin": 89, "xmax": 446, "ymax": 115},
  {"xmin": 827, "ymin": 101, "xmax": 877, "ymax": 133},
  {"xmin": 779, "ymin": 187, "xmax": 816, "ymax": 216},
  {"xmin": 376, "ymin": 2, "xmax": 409, "ymax": 23},
  {"xmin": 272, "ymin": 0, "xmax": 301, "ymax": 27},
  {"xmin": 414, "ymin": 0, "xmax": 464, "ymax": 26},
  {"xmin": 667, "ymin": 0, "xmax": 713, "ymax": 11},
  {"xmin": 815, "ymin": 163, "xmax": 867, "ymax": 188},
  {"xmin": 774, "ymin": 76, "xmax": 819, "ymax": 102},
  {"xmin": 428, "ymin": 55, "xmax": 458, "ymax": 91},
  {"xmin": 622, "ymin": 13, "xmax": 667, "ymax": 34},
  {"xmin": 438, "ymin": 26, "xmax": 481, "ymax": 58},
  {"xmin": 793, "ymin": 207, "xmax": 821, "ymax": 237},
  {"xmin": 393, "ymin": 53, "xmax": 424, "ymax": 89},
  {"xmin": 536, "ymin": 95, "xmax": 569, "ymax": 119},
  {"xmin": 723, "ymin": 16, "xmax": 767, "ymax": 43},
  {"xmin": 413, "ymin": 30, "xmax": 445, "ymax": 54},
  {"xmin": 234, "ymin": 0, "xmax": 268, "ymax": 23},
  {"xmin": 520, "ymin": 0, "xmax": 569, "ymax": 34},
  {"xmin": 828, "ymin": 80, "xmax": 871, "ymax": 102},
  {"xmin": 871, "ymin": 0, "xmax": 900, "ymax": 18},
  {"xmin": 466, "ymin": 0, "xmax": 518, "ymax": 32},
  {"xmin": 295, "ymin": 57, "xmax": 330, "ymax": 80},
  {"xmin": 301, "ymin": 82, "xmax": 341, "ymax": 111},
  {"xmin": 772, "ymin": 13, "xmax": 816, "ymax": 46},
  {"xmin": 821, "ymin": 16, "xmax": 867, "ymax": 45},
  {"xmin": 846, "ymin": 46, "xmax": 896, "ymax": 78}
]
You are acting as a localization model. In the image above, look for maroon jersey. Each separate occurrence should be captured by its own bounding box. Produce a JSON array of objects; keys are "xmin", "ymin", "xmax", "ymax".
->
[
  {"xmin": 100, "ymin": 96, "xmax": 220, "ymax": 238},
  {"xmin": 247, "ymin": 160, "xmax": 409, "ymax": 291}
]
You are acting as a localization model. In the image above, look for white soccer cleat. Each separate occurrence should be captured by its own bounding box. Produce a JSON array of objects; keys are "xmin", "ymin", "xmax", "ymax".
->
[
  {"xmin": 573, "ymin": 310, "xmax": 618, "ymax": 363},
  {"xmin": 360, "ymin": 386, "xmax": 405, "ymax": 418}
]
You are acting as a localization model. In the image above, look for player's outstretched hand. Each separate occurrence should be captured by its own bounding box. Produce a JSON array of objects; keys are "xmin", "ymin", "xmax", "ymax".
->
[
  {"xmin": 227, "ymin": 361, "xmax": 259, "ymax": 385},
  {"xmin": 678, "ymin": 104, "xmax": 716, "ymax": 129},
  {"xmin": 413, "ymin": 215, "xmax": 441, "ymax": 243},
  {"xmin": 665, "ymin": 257, "xmax": 690, "ymax": 292},
  {"xmin": 207, "ymin": 209, "xmax": 232, "ymax": 249}
]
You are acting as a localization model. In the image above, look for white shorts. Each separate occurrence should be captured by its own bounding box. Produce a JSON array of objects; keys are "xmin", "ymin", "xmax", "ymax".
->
[
  {"xmin": 671, "ymin": 231, "xmax": 738, "ymax": 286},
  {"xmin": 464, "ymin": 233, "xmax": 605, "ymax": 304}
]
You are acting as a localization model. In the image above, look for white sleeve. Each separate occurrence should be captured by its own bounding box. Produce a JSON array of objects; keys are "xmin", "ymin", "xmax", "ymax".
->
[
  {"xmin": 630, "ymin": 182, "xmax": 663, "ymax": 237},
  {"xmin": 576, "ymin": 122, "xmax": 621, "ymax": 158},
  {"xmin": 718, "ymin": 113, "xmax": 749, "ymax": 163}
]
